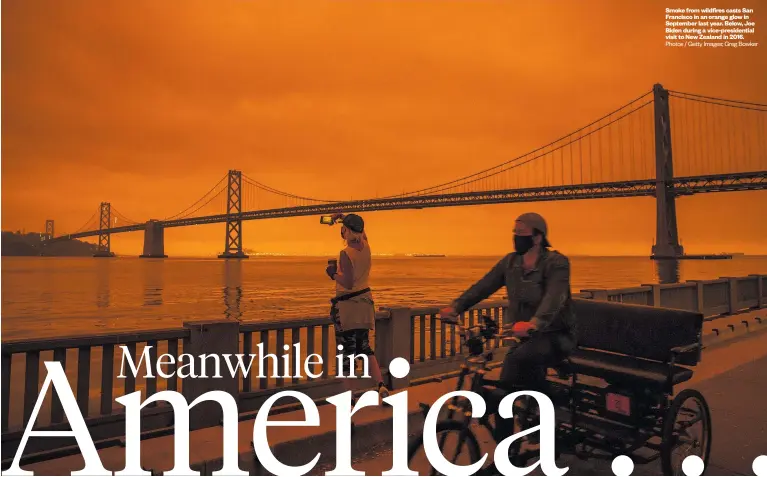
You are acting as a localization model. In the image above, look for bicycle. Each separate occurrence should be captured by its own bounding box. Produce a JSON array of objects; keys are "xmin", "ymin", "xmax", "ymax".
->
[
  {"xmin": 406, "ymin": 314, "xmax": 555, "ymax": 476},
  {"xmin": 405, "ymin": 304, "xmax": 713, "ymax": 476}
]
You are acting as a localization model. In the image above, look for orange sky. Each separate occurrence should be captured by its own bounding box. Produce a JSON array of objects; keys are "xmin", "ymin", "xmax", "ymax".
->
[{"xmin": 2, "ymin": 0, "xmax": 766, "ymax": 256}]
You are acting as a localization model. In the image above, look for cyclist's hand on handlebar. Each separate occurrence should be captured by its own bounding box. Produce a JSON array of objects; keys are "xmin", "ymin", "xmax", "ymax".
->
[
  {"xmin": 510, "ymin": 321, "xmax": 537, "ymax": 338},
  {"xmin": 439, "ymin": 306, "xmax": 458, "ymax": 322},
  {"xmin": 439, "ymin": 307, "xmax": 465, "ymax": 334}
]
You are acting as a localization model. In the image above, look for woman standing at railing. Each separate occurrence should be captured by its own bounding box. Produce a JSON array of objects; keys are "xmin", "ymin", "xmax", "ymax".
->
[{"xmin": 326, "ymin": 212, "xmax": 390, "ymax": 400}]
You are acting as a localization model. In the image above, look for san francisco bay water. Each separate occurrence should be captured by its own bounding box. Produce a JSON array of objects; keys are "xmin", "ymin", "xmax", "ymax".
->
[{"xmin": 3, "ymin": 255, "xmax": 766, "ymax": 341}]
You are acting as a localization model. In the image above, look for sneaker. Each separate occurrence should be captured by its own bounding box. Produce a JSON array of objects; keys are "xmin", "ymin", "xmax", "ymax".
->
[{"xmin": 378, "ymin": 382, "xmax": 390, "ymax": 399}]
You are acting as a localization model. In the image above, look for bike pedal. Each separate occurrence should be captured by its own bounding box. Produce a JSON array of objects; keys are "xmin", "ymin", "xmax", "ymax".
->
[{"xmin": 575, "ymin": 445, "xmax": 591, "ymax": 460}]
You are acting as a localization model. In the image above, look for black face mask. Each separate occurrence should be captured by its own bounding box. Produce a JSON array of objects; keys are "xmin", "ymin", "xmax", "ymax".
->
[{"xmin": 514, "ymin": 234, "xmax": 535, "ymax": 255}]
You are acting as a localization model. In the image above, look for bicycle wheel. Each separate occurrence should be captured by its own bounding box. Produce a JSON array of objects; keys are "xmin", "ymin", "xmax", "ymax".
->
[
  {"xmin": 661, "ymin": 389, "xmax": 712, "ymax": 476},
  {"xmin": 407, "ymin": 420, "xmax": 482, "ymax": 476},
  {"xmin": 484, "ymin": 399, "xmax": 536, "ymax": 470}
]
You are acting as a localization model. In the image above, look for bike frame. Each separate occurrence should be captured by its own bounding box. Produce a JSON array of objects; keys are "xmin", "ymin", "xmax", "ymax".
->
[
  {"xmin": 430, "ymin": 320, "xmax": 534, "ymax": 466},
  {"xmin": 426, "ymin": 319, "xmax": 563, "ymax": 471}
]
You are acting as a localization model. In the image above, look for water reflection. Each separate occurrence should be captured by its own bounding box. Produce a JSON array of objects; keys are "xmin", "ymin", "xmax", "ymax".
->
[
  {"xmin": 96, "ymin": 260, "xmax": 110, "ymax": 308},
  {"xmin": 39, "ymin": 259, "xmax": 55, "ymax": 314},
  {"xmin": 143, "ymin": 260, "xmax": 164, "ymax": 306},
  {"xmin": 654, "ymin": 259, "xmax": 680, "ymax": 284},
  {"xmin": 223, "ymin": 260, "xmax": 243, "ymax": 321}
]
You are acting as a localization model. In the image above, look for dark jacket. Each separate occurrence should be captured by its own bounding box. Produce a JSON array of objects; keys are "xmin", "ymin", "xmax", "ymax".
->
[{"xmin": 452, "ymin": 248, "xmax": 575, "ymax": 334}]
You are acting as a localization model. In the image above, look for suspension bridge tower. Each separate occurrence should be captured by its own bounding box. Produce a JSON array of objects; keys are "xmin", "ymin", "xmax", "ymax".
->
[
  {"xmin": 45, "ymin": 219, "xmax": 55, "ymax": 241},
  {"xmin": 39, "ymin": 219, "xmax": 55, "ymax": 256},
  {"xmin": 218, "ymin": 170, "xmax": 249, "ymax": 259},
  {"xmin": 93, "ymin": 202, "xmax": 116, "ymax": 257},
  {"xmin": 651, "ymin": 83, "xmax": 684, "ymax": 259}
]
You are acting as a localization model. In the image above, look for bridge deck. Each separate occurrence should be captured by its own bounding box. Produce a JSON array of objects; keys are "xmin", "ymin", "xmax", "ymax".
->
[{"xmin": 50, "ymin": 171, "xmax": 767, "ymax": 241}]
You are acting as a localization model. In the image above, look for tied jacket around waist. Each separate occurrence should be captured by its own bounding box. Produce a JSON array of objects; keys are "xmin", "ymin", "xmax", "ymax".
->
[{"xmin": 451, "ymin": 248, "xmax": 576, "ymax": 335}]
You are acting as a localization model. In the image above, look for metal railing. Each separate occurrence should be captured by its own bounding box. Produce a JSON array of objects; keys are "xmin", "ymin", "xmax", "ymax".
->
[
  {"xmin": 2, "ymin": 329, "xmax": 188, "ymax": 432},
  {"xmin": 581, "ymin": 274, "xmax": 764, "ymax": 317}
]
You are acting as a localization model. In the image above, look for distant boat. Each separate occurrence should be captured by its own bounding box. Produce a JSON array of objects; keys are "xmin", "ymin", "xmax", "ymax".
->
[
  {"xmin": 651, "ymin": 253, "xmax": 733, "ymax": 260},
  {"xmin": 409, "ymin": 254, "xmax": 446, "ymax": 258}
]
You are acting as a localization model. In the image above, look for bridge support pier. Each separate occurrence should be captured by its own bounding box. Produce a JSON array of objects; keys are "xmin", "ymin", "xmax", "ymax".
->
[
  {"xmin": 93, "ymin": 202, "xmax": 115, "ymax": 257},
  {"xmin": 651, "ymin": 83, "xmax": 684, "ymax": 259},
  {"xmin": 139, "ymin": 220, "xmax": 167, "ymax": 258},
  {"xmin": 218, "ymin": 170, "xmax": 249, "ymax": 259}
]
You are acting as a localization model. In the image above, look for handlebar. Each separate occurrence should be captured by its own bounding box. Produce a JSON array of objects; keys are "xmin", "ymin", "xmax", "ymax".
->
[
  {"xmin": 435, "ymin": 314, "xmax": 530, "ymax": 356},
  {"xmin": 436, "ymin": 314, "xmax": 501, "ymax": 356}
]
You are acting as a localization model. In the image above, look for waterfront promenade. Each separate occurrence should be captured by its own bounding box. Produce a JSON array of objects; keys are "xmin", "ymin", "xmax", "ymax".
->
[
  {"xmin": 19, "ymin": 309, "xmax": 767, "ymax": 475},
  {"xmin": 2, "ymin": 273, "xmax": 765, "ymax": 473}
]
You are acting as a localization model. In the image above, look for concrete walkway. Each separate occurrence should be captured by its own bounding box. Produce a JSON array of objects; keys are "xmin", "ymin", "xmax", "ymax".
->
[{"xmin": 21, "ymin": 309, "xmax": 767, "ymax": 475}]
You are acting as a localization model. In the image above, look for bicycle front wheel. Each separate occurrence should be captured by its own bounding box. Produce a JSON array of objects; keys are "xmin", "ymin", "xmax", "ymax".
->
[{"xmin": 407, "ymin": 420, "xmax": 482, "ymax": 476}]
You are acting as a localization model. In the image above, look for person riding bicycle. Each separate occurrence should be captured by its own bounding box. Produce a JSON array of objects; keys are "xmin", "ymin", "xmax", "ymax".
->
[{"xmin": 440, "ymin": 212, "xmax": 576, "ymax": 396}]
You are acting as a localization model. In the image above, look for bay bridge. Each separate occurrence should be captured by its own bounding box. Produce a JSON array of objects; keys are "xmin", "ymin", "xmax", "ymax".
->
[{"xmin": 43, "ymin": 84, "xmax": 767, "ymax": 258}]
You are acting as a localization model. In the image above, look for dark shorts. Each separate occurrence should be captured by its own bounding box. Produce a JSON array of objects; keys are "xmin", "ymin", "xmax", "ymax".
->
[
  {"xmin": 499, "ymin": 330, "xmax": 575, "ymax": 389},
  {"xmin": 331, "ymin": 303, "xmax": 375, "ymax": 375}
]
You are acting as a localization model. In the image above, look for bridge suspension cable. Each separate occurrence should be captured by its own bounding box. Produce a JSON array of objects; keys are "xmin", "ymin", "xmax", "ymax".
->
[
  {"xmin": 667, "ymin": 89, "xmax": 767, "ymax": 177},
  {"xmin": 110, "ymin": 207, "xmax": 141, "ymax": 227},
  {"xmin": 668, "ymin": 90, "xmax": 767, "ymax": 109},
  {"xmin": 179, "ymin": 186, "xmax": 228, "ymax": 219},
  {"xmin": 70, "ymin": 209, "xmax": 100, "ymax": 235},
  {"xmin": 163, "ymin": 174, "xmax": 229, "ymax": 220},
  {"xmin": 241, "ymin": 173, "xmax": 340, "ymax": 210},
  {"xmin": 384, "ymin": 89, "xmax": 655, "ymax": 198}
]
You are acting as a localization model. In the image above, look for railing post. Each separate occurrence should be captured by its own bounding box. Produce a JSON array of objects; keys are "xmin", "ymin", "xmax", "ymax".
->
[
  {"xmin": 377, "ymin": 308, "xmax": 412, "ymax": 390},
  {"xmin": 182, "ymin": 320, "xmax": 240, "ymax": 430},
  {"xmin": 652, "ymin": 284, "xmax": 661, "ymax": 307},
  {"xmin": 722, "ymin": 277, "xmax": 739, "ymax": 314},
  {"xmin": 640, "ymin": 284, "xmax": 662, "ymax": 306},
  {"xmin": 751, "ymin": 274, "xmax": 765, "ymax": 309},
  {"xmin": 688, "ymin": 280, "xmax": 705, "ymax": 314}
]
